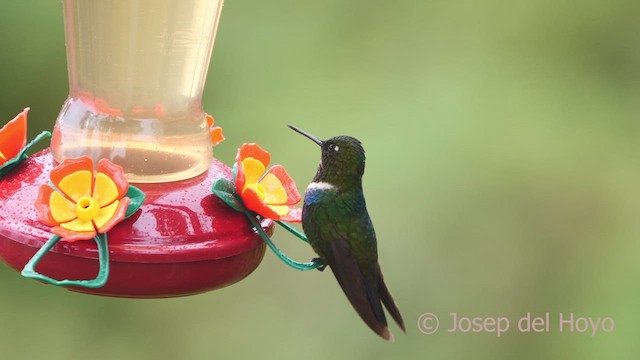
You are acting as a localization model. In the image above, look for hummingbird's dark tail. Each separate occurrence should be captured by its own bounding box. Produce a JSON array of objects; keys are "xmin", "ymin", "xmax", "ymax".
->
[
  {"xmin": 328, "ymin": 240, "xmax": 405, "ymax": 341},
  {"xmin": 377, "ymin": 266, "xmax": 406, "ymax": 334}
]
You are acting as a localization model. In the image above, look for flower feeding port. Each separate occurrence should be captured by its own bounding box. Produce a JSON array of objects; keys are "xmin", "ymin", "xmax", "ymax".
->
[{"xmin": 0, "ymin": 0, "xmax": 282, "ymax": 298}]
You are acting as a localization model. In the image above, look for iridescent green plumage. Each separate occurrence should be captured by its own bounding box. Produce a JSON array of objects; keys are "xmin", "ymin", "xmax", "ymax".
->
[{"xmin": 289, "ymin": 126, "xmax": 405, "ymax": 341}]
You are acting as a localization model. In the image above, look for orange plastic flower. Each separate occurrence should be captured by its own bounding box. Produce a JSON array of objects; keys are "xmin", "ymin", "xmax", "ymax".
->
[
  {"xmin": 206, "ymin": 114, "xmax": 225, "ymax": 146},
  {"xmin": 235, "ymin": 143, "xmax": 302, "ymax": 222},
  {"xmin": 0, "ymin": 108, "xmax": 28, "ymax": 166},
  {"xmin": 35, "ymin": 157, "xmax": 131, "ymax": 242}
]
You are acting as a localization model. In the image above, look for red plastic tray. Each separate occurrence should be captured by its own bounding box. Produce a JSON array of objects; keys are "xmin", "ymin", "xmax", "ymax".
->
[{"xmin": 0, "ymin": 150, "xmax": 269, "ymax": 298}]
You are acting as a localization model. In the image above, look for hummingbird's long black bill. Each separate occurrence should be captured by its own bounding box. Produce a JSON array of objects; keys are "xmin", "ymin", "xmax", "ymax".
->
[{"xmin": 288, "ymin": 125, "xmax": 324, "ymax": 146}]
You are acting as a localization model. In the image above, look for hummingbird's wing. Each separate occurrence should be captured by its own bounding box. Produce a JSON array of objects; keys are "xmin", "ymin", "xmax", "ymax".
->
[{"xmin": 325, "ymin": 238, "xmax": 395, "ymax": 341}]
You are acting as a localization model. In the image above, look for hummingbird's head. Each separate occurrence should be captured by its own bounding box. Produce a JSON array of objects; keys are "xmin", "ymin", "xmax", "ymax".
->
[{"xmin": 289, "ymin": 126, "xmax": 366, "ymax": 185}]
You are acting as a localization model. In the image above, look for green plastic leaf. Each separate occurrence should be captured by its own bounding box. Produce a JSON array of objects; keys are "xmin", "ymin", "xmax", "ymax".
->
[
  {"xmin": 212, "ymin": 177, "xmax": 245, "ymax": 212},
  {"xmin": 213, "ymin": 177, "xmax": 235, "ymax": 194},
  {"xmin": 0, "ymin": 131, "xmax": 51, "ymax": 178},
  {"xmin": 125, "ymin": 185, "xmax": 145, "ymax": 218}
]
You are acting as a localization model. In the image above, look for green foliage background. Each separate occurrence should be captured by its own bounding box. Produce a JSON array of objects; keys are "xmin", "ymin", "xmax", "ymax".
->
[{"xmin": 1, "ymin": 1, "xmax": 639, "ymax": 359}]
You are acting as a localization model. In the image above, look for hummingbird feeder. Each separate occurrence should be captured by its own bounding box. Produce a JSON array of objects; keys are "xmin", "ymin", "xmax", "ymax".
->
[{"xmin": 0, "ymin": 0, "xmax": 278, "ymax": 298}]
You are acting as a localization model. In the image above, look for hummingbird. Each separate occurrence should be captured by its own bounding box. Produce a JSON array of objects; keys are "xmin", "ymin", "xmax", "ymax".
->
[{"xmin": 288, "ymin": 125, "xmax": 405, "ymax": 341}]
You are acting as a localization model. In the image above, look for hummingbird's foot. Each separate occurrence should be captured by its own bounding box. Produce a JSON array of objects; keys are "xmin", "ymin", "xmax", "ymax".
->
[{"xmin": 312, "ymin": 258, "xmax": 327, "ymax": 272}]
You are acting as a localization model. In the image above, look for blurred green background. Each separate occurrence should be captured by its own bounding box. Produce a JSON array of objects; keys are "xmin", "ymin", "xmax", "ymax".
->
[{"xmin": 1, "ymin": 0, "xmax": 639, "ymax": 359}]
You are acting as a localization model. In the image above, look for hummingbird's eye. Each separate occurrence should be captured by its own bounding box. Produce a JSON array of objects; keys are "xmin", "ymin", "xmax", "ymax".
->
[{"xmin": 328, "ymin": 144, "xmax": 339, "ymax": 152}]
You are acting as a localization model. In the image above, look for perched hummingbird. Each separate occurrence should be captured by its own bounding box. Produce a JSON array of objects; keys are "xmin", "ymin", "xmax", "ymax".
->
[{"xmin": 288, "ymin": 125, "xmax": 405, "ymax": 341}]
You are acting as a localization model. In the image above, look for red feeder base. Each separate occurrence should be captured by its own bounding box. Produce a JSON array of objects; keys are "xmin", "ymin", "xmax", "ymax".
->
[{"xmin": 0, "ymin": 150, "xmax": 269, "ymax": 298}]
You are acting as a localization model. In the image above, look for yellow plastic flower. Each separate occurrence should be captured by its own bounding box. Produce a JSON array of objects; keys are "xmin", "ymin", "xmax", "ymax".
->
[
  {"xmin": 35, "ymin": 156, "xmax": 130, "ymax": 241},
  {"xmin": 235, "ymin": 143, "xmax": 301, "ymax": 222}
]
